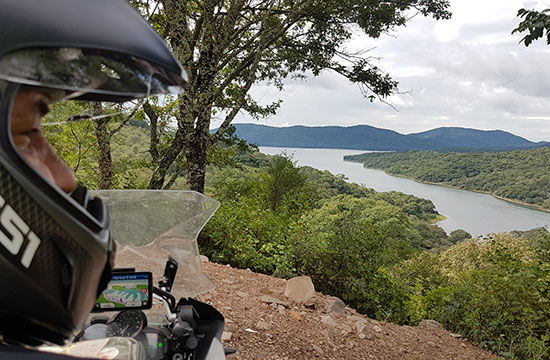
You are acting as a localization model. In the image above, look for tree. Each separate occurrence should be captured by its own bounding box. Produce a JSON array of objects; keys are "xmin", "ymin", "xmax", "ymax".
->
[
  {"xmin": 513, "ymin": 8, "xmax": 550, "ymax": 46},
  {"xmin": 130, "ymin": 0, "xmax": 451, "ymax": 192}
]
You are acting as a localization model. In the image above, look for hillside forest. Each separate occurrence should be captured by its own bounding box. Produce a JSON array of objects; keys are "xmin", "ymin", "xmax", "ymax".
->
[
  {"xmin": 345, "ymin": 149, "xmax": 550, "ymax": 211},
  {"xmin": 43, "ymin": 118, "xmax": 550, "ymax": 359}
]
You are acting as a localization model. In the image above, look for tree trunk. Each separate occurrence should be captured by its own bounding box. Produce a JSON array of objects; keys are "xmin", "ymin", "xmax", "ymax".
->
[
  {"xmin": 147, "ymin": 128, "xmax": 185, "ymax": 189},
  {"xmin": 185, "ymin": 142, "xmax": 208, "ymax": 192},
  {"xmin": 92, "ymin": 102, "xmax": 113, "ymax": 189},
  {"xmin": 182, "ymin": 98, "xmax": 212, "ymax": 193},
  {"xmin": 143, "ymin": 101, "xmax": 160, "ymax": 164}
]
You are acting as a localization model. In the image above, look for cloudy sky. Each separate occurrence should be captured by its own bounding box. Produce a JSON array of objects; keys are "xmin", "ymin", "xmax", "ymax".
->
[{"xmin": 224, "ymin": 0, "xmax": 550, "ymax": 142}]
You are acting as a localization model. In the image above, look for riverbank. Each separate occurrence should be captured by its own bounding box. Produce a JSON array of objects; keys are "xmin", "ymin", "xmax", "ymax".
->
[
  {"xmin": 261, "ymin": 147, "xmax": 550, "ymax": 235},
  {"xmin": 351, "ymin": 163, "xmax": 550, "ymax": 215}
]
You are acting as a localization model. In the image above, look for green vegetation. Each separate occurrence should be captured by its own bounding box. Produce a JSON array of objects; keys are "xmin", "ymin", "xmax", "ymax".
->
[
  {"xmin": 396, "ymin": 229, "xmax": 550, "ymax": 358},
  {"xmin": 46, "ymin": 121, "xmax": 550, "ymax": 358},
  {"xmin": 126, "ymin": 0, "xmax": 451, "ymax": 192},
  {"xmin": 200, "ymin": 148, "xmax": 550, "ymax": 358},
  {"xmin": 345, "ymin": 148, "xmax": 550, "ymax": 210},
  {"xmin": 200, "ymin": 150, "xmax": 466, "ymax": 316}
]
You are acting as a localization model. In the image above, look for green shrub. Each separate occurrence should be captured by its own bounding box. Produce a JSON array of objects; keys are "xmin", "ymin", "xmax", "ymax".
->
[
  {"xmin": 282, "ymin": 195, "xmax": 419, "ymax": 323},
  {"xmin": 200, "ymin": 197, "xmax": 292, "ymax": 273},
  {"xmin": 418, "ymin": 234, "xmax": 550, "ymax": 358}
]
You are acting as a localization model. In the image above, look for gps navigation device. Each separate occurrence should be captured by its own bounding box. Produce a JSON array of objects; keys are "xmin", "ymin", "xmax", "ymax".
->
[{"xmin": 93, "ymin": 271, "xmax": 153, "ymax": 312}]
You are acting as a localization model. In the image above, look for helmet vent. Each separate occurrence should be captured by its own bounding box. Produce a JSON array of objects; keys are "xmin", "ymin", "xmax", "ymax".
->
[{"xmin": 60, "ymin": 259, "xmax": 72, "ymax": 291}]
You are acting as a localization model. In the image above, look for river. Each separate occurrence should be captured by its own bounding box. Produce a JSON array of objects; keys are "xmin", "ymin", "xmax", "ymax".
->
[{"xmin": 259, "ymin": 147, "xmax": 550, "ymax": 236}]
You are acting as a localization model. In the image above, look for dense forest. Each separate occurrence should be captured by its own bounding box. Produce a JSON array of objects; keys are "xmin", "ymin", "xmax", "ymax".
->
[
  {"xmin": 44, "ymin": 119, "xmax": 550, "ymax": 358},
  {"xmin": 345, "ymin": 148, "xmax": 550, "ymax": 211}
]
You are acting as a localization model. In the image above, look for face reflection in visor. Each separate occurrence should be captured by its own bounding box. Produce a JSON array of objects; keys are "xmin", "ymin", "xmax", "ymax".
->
[{"xmin": 10, "ymin": 87, "xmax": 76, "ymax": 193}]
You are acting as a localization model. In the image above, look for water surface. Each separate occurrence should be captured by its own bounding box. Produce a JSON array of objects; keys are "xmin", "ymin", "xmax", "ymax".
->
[{"xmin": 260, "ymin": 147, "xmax": 550, "ymax": 236}]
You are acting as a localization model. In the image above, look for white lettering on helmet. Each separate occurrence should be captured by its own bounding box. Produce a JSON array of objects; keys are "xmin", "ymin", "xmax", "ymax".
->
[{"xmin": 0, "ymin": 194, "xmax": 42, "ymax": 268}]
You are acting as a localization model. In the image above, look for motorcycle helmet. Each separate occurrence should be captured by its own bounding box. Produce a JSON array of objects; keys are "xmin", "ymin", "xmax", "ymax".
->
[{"xmin": 0, "ymin": 0, "xmax": 187, "ymax": 346}]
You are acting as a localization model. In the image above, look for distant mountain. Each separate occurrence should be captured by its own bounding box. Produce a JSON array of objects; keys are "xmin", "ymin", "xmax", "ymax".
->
[
  {"xmin": 408, "ymin": 127, "xmax": 535, "ymax": 149},
  {"xmin": 231, "ymin": 124, "xmax": 445, "ymax": 151},
  {"xmin": 228, "ymin": 123, "xmax": 548, "ymax": 152}
]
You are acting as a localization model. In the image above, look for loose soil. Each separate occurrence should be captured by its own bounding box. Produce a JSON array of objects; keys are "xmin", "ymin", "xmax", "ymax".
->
[
  {"xmin": 198, "ymin": 262, "xmax": 496, "ymax": 360},
  {"xmin": 115, "ymin": 246, "xmax": 496, "ymax": 360}
]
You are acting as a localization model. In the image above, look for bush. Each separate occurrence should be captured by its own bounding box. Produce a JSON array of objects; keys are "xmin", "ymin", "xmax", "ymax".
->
[
  {"xmin": 416, "ymin": 234, "xmax": 550, "ymax": 358},
  {"xmin": 200, "ymin": 197, "xmax": 293, "ymax": 273},
  {"xmin": 282, "ymin": 195, "xmax": 419, "ymax": 323},
  {"xmin": 200, "ymin": 156, "xmax": 316, "ymax": 274}
]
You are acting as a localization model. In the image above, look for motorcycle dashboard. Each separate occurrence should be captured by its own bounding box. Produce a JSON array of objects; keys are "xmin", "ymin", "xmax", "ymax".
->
[{"xmin": 93, "ymin": 271, "xmax": 153, "ymax": 312}]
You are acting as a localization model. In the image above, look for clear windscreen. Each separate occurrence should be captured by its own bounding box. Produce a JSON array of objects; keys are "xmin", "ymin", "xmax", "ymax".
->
[{"xmin": 91, "ymin": 190, "xmax": 220, "ymax": 298}]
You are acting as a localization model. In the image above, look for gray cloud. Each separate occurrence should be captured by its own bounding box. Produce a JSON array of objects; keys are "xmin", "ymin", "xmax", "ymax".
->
[{"xmin": 227, "ymin": 0, "xmax": 550, "ymax": 142}]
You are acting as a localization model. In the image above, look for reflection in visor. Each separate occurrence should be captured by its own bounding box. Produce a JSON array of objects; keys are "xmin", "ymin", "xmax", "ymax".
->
[
  {"xmin": 0, "ymin": 48, "xmax": 185, "ymax": 99},
  {"xmin": 42, "ymin": 97, "xmax": 147, "ymax": 127}
]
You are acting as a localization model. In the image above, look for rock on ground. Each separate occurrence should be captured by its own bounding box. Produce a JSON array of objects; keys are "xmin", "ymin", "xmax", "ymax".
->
[
  {"xmin": 195, "ymin": 262, "xmax": 497, "ymax": 360},
  {"xmin": 284, "ymin": 276, "xmax": 315, "ymax": 305}
]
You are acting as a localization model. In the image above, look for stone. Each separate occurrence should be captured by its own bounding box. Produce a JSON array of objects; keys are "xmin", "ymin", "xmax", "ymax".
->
[
  {"xmin": 339, "ymin": 324, "xmax": 352, "ymax": 336},
  {"xmin": 290, "ymin": 311, "xmax": 302, "ymax": 320},
  {"xmin": 200, "ymin": 255, "xmax": 209, "ymax": 262},
  {"xmin": 285, "ymin": 276, "xmax": 315, "ymax": 304},
  {"xmin": 260, "ymin": 295, "xmax": 290, "ymax": 306},
  {"xmin": 348, "ymin": 315, "xmax": 368, "ymax": 324},
  {"xmin": 312, "ymin": 344, "xmax": 324, "ymax": 355},
  {"xmin": 323, "ymin": 329, "xmax": 335, "ymax": 343},
  {"xmin": 304, "ymin": 296, "xmax": 316, "ymax": 307},
  {"xmin": 221, "ymin": 332, "xmax": 232, "ymax": 342},
  {"xmin": 236, "ymin": 291, "xmax": 248, "ymax": 298},
  {"xmin": 355, "ymin": 322, "xmax": 373, "ymax": 340},
  {"xmin": 418, "ymin": 319, "xmax": 444, "ymax": 329},
  {"xmin": 259, "ymin": 287, "xmax": 273, "ymax": 295},
  {"xmin": 320, "ymin": 315, "xmax": 337, "ymax": 327},
  {"xmin": 278, "ymin": 305, "xmax": 286, "ymax": 314},
  {"xmin": 450, "ymin": 333, "xmax": 463, "ymax": 338},
  {"xmin": 426, "ymin": 341, "xmax": 438, "ymax": 348},
  {"xmin": 372, "ymin": 325, "xmax": 383, "ymax": 333},
  {"xmin": 256, "ymin": 320, "xmax": 271, "ymax": 330},
  {"xmin": 325, "ymin": 296, "xmax": 346, "ymax": 317}
]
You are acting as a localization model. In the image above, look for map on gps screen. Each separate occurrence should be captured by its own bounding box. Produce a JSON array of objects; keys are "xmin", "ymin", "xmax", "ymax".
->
[{"xmin": 95, "ymin": 273, "xmax": 151, "ymax": 310}]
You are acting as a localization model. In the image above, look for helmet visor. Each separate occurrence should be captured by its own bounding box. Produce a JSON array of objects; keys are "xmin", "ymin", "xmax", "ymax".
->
[{"xmin": 0, "ymin": 48, "xmax": 186, "ymax": 101}]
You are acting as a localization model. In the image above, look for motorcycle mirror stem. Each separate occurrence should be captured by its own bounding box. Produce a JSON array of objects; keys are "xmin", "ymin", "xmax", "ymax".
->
[{"xmin": 159, "ymin": 256, "xmax": 179, "ymax": 292}]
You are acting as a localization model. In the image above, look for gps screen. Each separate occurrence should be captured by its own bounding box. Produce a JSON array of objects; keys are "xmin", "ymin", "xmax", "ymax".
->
[{"xmin": 94, "ymin": 272, "xmax": 152, "ymax": 311}]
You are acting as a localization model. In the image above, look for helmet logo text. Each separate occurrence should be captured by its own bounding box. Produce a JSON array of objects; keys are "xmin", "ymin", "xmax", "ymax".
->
[{"xmin": 0, "ymin": 195, "xmax": 42, "ymax": 268}]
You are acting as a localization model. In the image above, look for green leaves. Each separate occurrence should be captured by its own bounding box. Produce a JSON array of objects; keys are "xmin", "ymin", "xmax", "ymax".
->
[
  {"xmin": 129, "ymin": 0, "xmax": 453, "ymax": 191},
  {"xmin": 407, "ymin": 233, "xmax": 550, "ymax": 358},
  {"xmin": 513, "ymin": 8, "xmax": 550, "ymax": 46}
]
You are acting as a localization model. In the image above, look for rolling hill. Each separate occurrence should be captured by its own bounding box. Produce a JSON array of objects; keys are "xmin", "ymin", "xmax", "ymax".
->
[{"xmin": 229, "ymin": 123, "xmax": 549, "ymax": 151}]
